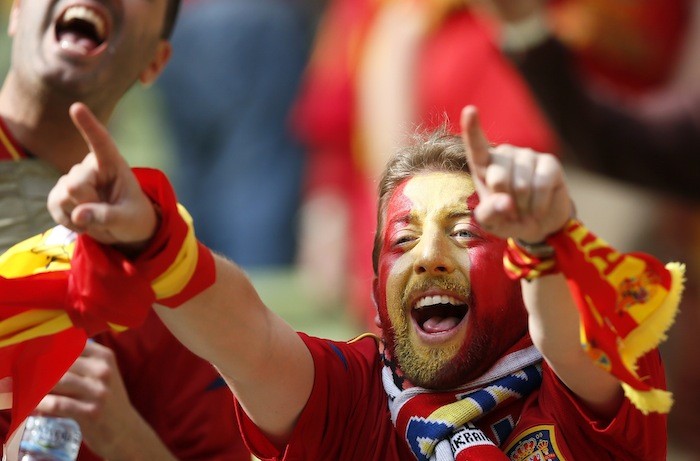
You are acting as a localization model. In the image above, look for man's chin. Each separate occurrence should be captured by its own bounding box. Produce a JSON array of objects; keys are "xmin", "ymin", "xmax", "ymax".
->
[
  {"xmin": 394, "ymin": 337, "xmax": 494, "ymax": 389},
  {"xmin": 395, "ymin": 346, "xmax": 466, "ymax": 389},
  {"xmin": 403, "ymin": 363, "xmax": 470, "ymax": 390}
]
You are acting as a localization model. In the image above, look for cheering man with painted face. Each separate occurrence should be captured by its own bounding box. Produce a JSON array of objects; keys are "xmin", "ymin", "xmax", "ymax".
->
[{"xmin": 3, "ymin": 103, "xmax": 681, "ymax": 460}]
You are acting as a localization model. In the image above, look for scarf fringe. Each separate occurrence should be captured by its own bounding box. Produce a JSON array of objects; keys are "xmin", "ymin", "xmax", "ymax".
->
[
  {"xmin": 622, "ymin": 384, "xmax": 673, "ymax": 415},
  {"xmin": 619, "ymin": 262, "xmax": 684, "ymax": 414},
  {"xmin": 621, "ymin": 262, "xmax": 685, "ymax": 370}
]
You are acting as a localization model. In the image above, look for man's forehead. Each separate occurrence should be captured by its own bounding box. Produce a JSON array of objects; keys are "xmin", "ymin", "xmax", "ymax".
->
[{"xmin": 395, "ymin": 171, "xmax": 475, "ymax": 214}]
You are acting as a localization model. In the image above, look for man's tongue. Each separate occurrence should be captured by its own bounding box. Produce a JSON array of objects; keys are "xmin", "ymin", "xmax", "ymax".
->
[
  {"xmin": 422, "ymin": 316, "xmax": 459, "ymax": 333},
  {"xmin": 59, "ymin": 31, "xmax": 98, "ymax": 54}
]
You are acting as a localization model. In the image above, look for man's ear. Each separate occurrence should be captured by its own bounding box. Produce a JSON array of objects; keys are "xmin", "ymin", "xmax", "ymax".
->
[
  {"xmin": 8, "ymin": 0, "xmax": 22, "ymax": 37},
  {"xmin": 372, "ymin": 278, "xmax": 382, "ymax": 329},
  {"xmin": 139, "ymin": 40, "xmax": 172, "ymax": 86}
]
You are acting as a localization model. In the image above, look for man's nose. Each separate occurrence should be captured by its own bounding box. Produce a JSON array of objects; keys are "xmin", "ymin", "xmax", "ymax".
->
[{"xmin": 413, "ymin": 232, "xmax": 456, "ymax": 276}]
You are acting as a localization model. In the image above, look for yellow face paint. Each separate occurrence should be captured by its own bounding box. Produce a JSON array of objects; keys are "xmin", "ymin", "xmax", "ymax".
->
[
  {"xmin": 378, "ymin": 171, "xmax": 476, "ymax": 386},
  {"xmin": 376, "ymin": 170, "xmax": 529, "ymax": 388}
]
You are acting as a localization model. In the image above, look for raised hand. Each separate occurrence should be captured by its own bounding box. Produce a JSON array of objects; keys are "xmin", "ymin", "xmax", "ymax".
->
[
  {"xmin": 47, "ymin": 103, "xmax": 157, "ymax": 247},
  {"xmin": 460, "ymin": 105, "xmax": 572, "ymax": 243}
]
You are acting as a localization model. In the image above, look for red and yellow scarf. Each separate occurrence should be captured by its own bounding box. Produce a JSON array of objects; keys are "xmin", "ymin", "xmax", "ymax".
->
[
  {"xmin": 504, "ymin": 219, "xmax": 684, "ymax": 414},
  {"xmin": 0, "ymin": 168, "xmax": 214, "ymax": 439}
]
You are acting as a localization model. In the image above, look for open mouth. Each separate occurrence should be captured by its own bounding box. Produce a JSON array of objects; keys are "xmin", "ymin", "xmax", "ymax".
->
[
  {"xmin": 411, "ymin": 295, "xmax": 468, "ymax": 334},
  {"xmin": 55, "ymin": 5, "xmax": 108, "ymax": 54}
]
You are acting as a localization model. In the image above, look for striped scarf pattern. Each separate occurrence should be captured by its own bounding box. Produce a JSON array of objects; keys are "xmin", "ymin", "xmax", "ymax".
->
[{"xmin": 382, "ymin": 342, "xmax": 543, "ymax": 460}]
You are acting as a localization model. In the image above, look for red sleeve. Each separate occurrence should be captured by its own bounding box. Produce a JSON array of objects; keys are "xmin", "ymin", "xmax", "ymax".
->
[
  {"xmin": 539, "ymin": 349, "xmax": 667, "ymax": 460},
  {"xmin": 236, "ymin": 333, "xmax": 403, "ymax": 461}
]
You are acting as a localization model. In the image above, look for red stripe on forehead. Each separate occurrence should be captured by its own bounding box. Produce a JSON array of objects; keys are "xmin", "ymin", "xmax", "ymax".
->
[
  {"xmin": 386, "ymin": 180, "xmax": 413, "ymax": 221},
  {"xmin": 378, "ymin": 180, "xmax": 412, "ymax": 282},
  {"xmin": 467, "ymin": 191, "xmax": 479, "ymax": 211},
  {"xmin": 376, "ymin": 180, "xmax": 412, "ymax": 338},
  {"xmin": 467, "ymin": 190, "xmax": 490, "ymax": 241}
]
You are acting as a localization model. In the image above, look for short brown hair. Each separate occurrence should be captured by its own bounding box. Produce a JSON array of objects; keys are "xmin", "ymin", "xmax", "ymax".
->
[
  {"xmin": 162, "ymin": 0, "xmax": 182, "ymax": 39},
  {"xmin": 371, "ymin": 127, "xmax": 471, "ymax": 275}
]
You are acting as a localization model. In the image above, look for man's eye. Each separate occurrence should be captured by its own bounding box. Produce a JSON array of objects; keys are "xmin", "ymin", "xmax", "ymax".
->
[
  {"xmin": 393, "ymin": 235, "xmax": 416, "ymax": 246},
  {"xmin": 453, "ymin": 229, "xmax": 474, "ymax": 239}
]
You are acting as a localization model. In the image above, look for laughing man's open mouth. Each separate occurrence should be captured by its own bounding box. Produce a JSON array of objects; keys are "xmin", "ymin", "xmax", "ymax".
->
[
  {"xmin": 412, "ymin": 295, "xmax": 468, "ymax": 334},
  {"xmin": 56, "ymin": 5, "xmax": 107, "ymax": 54}
]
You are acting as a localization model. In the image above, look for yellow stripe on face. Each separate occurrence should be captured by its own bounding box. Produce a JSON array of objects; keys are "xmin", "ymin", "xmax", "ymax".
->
[
  {"xmin": 384, "ymin": 172, "xmax": 476, "ymax": 385},
  {"xmin": 402, "ymin": 172, "xmax": 476, "ymax": 214}
]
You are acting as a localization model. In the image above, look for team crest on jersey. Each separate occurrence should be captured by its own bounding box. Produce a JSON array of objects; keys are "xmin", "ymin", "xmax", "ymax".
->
[{"xmin": 505, "ymin": 425, "xmax": 566, "ymax": 461}]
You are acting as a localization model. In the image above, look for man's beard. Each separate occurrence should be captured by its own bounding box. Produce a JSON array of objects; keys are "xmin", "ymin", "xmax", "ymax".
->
[
  {"xmin": 390, "ymin": 310, "xmax": 496, "ymax": 389},
  {"xmin": 383, "ymin": 276, "xmax": 497, "ymax": 389}
]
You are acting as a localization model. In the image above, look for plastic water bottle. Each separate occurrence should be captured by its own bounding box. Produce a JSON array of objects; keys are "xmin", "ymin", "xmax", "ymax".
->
[{"xmin": 18, "ymin": 416, "xmax": 81, "ymax": 461}]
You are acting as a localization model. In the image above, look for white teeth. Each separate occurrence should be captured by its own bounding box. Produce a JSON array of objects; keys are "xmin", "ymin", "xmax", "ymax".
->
[
  {"xmin": 415, "ymin": 295, "xmax": 460, "ymax": 309},
  {"xmin": 63, "ymin": 5, "xmax": 106, "ymax": 40},
  {"xmin": 60, "ymin": 40, "xmax": 88, "ymax": 53}
]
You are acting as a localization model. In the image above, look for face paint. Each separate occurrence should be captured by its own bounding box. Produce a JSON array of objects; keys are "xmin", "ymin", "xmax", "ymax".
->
[
  {"xmin": 375, "ymin": 172, "xmax": 527, "ymax": 389},
  {"xmin": 375, "ymin": 179, "xmax": 411, "ymax": 369}
]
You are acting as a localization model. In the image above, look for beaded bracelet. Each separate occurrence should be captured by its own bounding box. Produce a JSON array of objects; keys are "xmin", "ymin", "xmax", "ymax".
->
[{"xmin": 503, "ymin": 237, "xmax": 559, "ymax": 281}]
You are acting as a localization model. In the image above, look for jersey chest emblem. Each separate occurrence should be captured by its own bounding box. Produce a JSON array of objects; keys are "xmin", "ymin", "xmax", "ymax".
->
[{"xmin": 504, "ymin": 425, "xmax": 567, "ymax": 461}]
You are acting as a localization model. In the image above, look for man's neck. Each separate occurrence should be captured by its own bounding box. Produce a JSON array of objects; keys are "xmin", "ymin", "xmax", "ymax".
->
[{"xmin": 0, "ymin": 74, "xmax": 112, "ymax": 173}]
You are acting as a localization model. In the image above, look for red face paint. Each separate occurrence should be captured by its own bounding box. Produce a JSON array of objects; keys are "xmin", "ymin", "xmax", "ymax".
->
[
  {"xmin": 374, "ymin": 174, "xmax": 528, "ymax": 388},
  {"xmin": 375, "ymin": 180, "xmax": 412, "ymax": 354}
]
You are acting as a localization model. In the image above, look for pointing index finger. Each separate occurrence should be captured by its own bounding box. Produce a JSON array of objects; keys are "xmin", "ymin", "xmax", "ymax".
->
[
  {"xmin": 69, "ymin": 102, "xmax": 124, "ymax": 178},
  {"xmin": 460, "ymin": 105, "xmax": 491, "ymax": 188}
]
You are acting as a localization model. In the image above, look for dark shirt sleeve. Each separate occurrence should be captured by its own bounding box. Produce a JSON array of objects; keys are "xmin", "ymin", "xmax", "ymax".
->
[{"xmin": 510, "ymin": 37, "xmax": 700, "ymax": 202}]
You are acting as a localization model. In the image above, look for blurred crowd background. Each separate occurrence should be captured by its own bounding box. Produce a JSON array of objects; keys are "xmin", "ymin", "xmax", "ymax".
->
[{"xmin": 2, "ymin": 0, "xmax": 699, "ymax": 459}]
